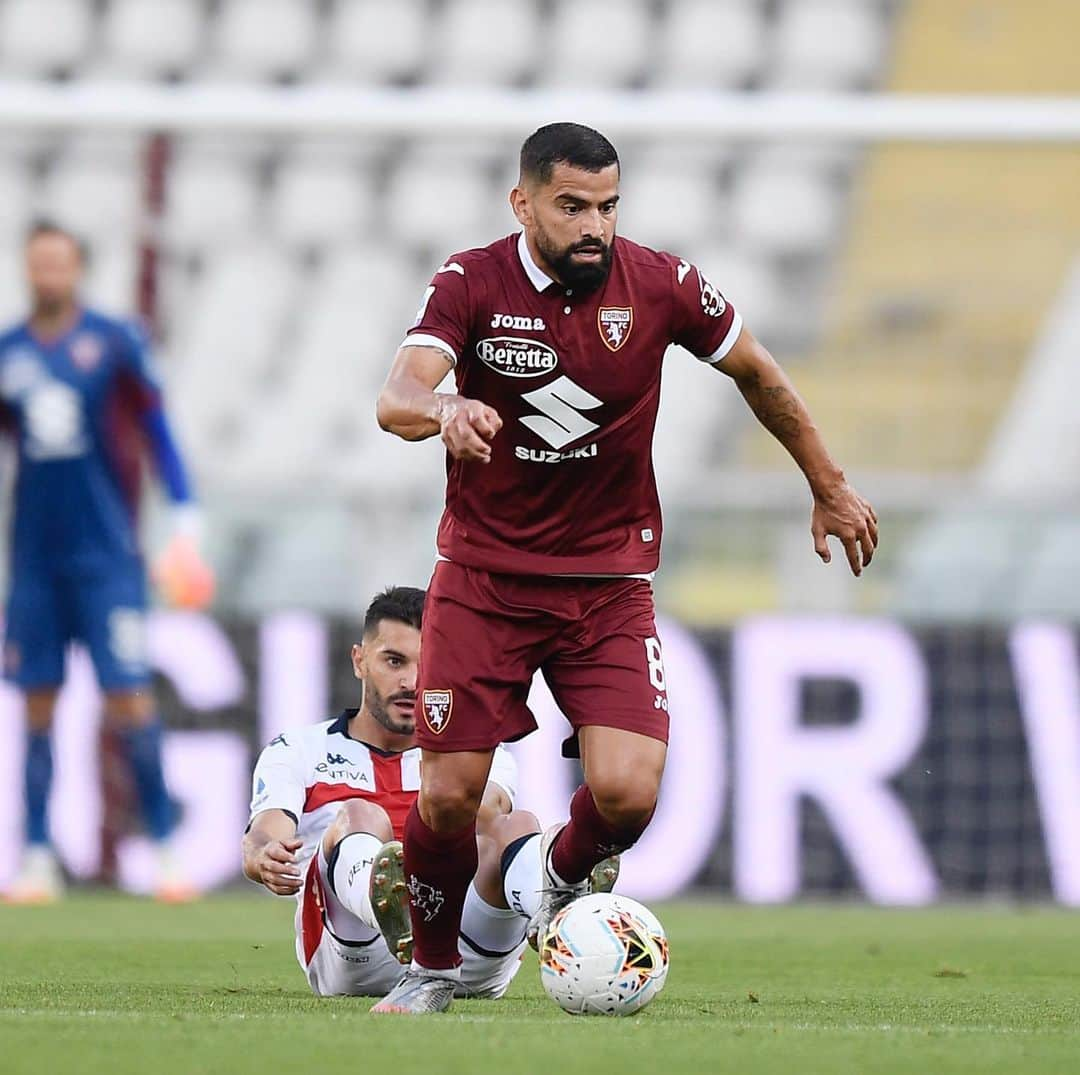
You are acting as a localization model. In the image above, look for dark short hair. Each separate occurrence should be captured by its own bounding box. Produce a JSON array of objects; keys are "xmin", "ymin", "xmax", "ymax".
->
[
  {"xmin": 25, "ymin": 218, "xmax": 86, "ymax": 262},
  {"xmin": 363, "ymin": 585, "xmax": 425, "ymax": 638},
  {"xmin": 520, "ymin": 122, "xmax": 619, "ymax": 186}
]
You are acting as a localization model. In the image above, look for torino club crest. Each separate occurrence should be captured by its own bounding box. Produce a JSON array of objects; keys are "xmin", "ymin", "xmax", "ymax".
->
[
  {"xmin": 421, "ymin": 689, "xmax": 453, "ymax": 735},
  {"xmin": 598, "ymin": 307, "xmax": 633, "ymax": 352}
]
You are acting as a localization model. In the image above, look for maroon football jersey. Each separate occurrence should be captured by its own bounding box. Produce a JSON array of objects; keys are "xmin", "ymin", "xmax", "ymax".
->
[{"xmin": 405, "ymin": 232, "xmax": 742, "ymax": 576}]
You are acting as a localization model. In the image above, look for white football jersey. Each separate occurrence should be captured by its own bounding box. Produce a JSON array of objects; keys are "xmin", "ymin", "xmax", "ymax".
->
[{"xmin": 248, "ymin": 709, "xmax": 518, "ymax": 871}]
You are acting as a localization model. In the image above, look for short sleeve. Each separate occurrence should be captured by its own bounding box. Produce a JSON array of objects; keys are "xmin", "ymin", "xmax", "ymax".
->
[
  {"xmin": 487, "ymin": 744, "xmax": 518, "ymax": 808},
  {"xmin": 402, "ymin": 256, "xmax": 473, "ymax": 367},
  {"xmin": 114, "ymin": 319, "xmax": 163, "ymax": 410},
  {"xmin": 248, "ymin": 733, "xmax": 306, "ymax": 825},
  {"xmin": 669, "ymin": 256, "xmax": 743, "ymax": 364}
]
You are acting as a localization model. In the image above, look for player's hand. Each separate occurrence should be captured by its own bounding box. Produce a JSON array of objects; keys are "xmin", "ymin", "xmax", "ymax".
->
[
  {"xmin": 436, "ymin": 396, "xmax": 503, "ymax": 463},
  {"xmin": 254, "ymin": 837, "xmax": 304, "ymax": 896},
  {"xmin": 153, "ymin": 535, "xmax": 216, "ymax": 610},
  {"xmin": 811, "ymin": 481, "xmax": 878, "ymax": 576}
]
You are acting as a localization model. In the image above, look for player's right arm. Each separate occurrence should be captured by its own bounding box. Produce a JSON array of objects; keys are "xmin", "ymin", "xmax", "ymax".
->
[
  {"xmin": 376, "ymin": 255, "xmax": 502, "ymax": 462},
  {"xmin": 242, "ymin": 810, "xmax": 303, "ymax": 896},
  {"xmin": 242, "ymin": 733, "xmax": 306, "ymax": 895},
  {"xmin": 376, "ymin": 345, "xmax": 502, "ymax": 463}
]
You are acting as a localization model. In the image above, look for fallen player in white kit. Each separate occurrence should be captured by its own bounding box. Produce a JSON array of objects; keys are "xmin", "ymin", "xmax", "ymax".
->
[{"xmin": 241, "ymin": 586, "xmax": 617, "ymax": 1001}]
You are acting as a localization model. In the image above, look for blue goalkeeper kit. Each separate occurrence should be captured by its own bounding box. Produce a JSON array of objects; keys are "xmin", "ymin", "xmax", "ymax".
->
[{"xmin": 0, "ymin": 307, "xmax": 192, "ymax": 691}]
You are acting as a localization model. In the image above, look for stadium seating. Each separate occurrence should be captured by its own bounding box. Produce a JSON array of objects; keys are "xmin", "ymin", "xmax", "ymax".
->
[
  {"xmin": 41, "ymin": 150, "xmax": 141, "ymax": 245},
  {"xmin": 653, "ymin": 0, "xmax": 767, "ymax": 89},
  {"xmin": 0, "ymin": 0, "xmax": 909, "ymax": 613},
  {"xmin": 768, "ymin": 0, "xmax": 886, "ymax": 89},
  {"xmin": 0, "ymin": 159, "xmax": 32, "ymax": 240},
  {"xmin": 385, "ymin": 143, "xmax": 498, "ymax": 253},
  {"xmin": 164, "ymin": 142, "xmax": 263, "ymax": 250},
  {"xmin": 730, "ymin": 154, "xmax": 838, "ymax": 258},
  {"xmin": 97, "ymin": 0, "xmax": 205, "ymax": 80},
  {"xmin": 0, "ymin": 251, "xmax": 24, "ymax": 327},
  {"xmin": 208, "ymin": 0, "xmax": 319, "ymax": 82},
  {"xmin": 539, "ymin": 0, "xmax": 653, "ymax": 88},
  {"xmin": 84, "ymin": 243, "xmax": 137, "ymax": 315},
  {"xmin": 430, "ymin": 0, "xmax": 540, "ymax": 86},
  {"xmin": 0, "ymin": 0, "xmax": 93, "ymax": 77},
  {"xmin": 268, "ymin": 156, "xmax": 378, "ymax": 248},
  {"xmin": 320, "ymin": 0, "xmax": 429, "ymax": 85},
  {"xmin": 618, "ymin": 150, "xmax": 727, "ymax": 252}
]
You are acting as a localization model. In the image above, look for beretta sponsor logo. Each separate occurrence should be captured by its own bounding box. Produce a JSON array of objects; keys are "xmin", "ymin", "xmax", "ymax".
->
[{"xmin": 476, "ymin": 336, "xmax": 558, "ymax": 378}]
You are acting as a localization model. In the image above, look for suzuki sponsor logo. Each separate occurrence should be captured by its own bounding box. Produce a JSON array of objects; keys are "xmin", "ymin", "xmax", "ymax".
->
[
  {"xmin": 490, "ymin": 313, "xmax": 546, "ymax": 331},
  {"xmin": 519, "ymin": 375, "xmax": 603, "ymax": 449},
  {"xmin": 477, "ymin": 337, "xmax": 558, "ymax": 378},
  {"xmin": 514, "ymin": 444, "xmax": 599, "ymax": 463}
]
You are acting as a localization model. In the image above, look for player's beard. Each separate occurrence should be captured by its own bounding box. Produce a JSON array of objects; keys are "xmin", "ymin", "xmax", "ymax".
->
[
  {"xmin": 537, "ymin": 232, "xmax": 613, "ymax": 293},
  {"xmin": 32, "ymin": 293, "xmax": 73, "ymax": 320},
  {"xmin": 364, "ymin": 681, "xmax": 416, "ymax": 736}
]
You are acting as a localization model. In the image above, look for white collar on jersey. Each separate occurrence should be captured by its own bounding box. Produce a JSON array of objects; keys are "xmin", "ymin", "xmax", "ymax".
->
[{"xmin": 517, "ymin": 231, "xmax": 556, "ymax": 293}]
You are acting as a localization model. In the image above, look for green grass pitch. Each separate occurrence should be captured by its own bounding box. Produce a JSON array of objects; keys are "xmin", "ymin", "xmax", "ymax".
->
[{"xmin": 1, "ymin": 894, "xmax": 1077, "ymax": 1075}]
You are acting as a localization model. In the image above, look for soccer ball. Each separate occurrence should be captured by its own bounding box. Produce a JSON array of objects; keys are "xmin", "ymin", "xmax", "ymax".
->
[{"xmin": 539, "ymin": 893, "xmax": 669, "ymax": 1016}]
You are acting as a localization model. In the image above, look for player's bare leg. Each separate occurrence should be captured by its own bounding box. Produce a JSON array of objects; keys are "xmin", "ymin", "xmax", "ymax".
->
[
  {"xmin": 530, "ymin": 727, "xmax": 664, "ymax": 943},
  {"xmin": 371, "ymin": 748, "xmax": 492, "ymax": 1015},
  {"xmin": 7, "ymin": 690, "xmax": 63, "ymax": 904}
]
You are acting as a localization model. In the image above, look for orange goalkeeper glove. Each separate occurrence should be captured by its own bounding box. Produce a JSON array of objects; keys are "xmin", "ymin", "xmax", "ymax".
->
[{"xmin": 152, "ymin": 508, "xmax": 215, "ymax": 610}]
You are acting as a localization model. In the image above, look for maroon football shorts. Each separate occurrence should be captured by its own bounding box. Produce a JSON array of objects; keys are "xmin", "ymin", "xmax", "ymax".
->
[{"xmin": 415, "ymin": 560, "xmax": 670, "ymax": 754}]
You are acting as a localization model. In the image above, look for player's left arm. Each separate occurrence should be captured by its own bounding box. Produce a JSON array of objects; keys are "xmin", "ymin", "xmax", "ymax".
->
[
  {"xmin": 116, "ymin": 321, "xmax": 215, "ymax": 607},
  {"xmin": 715, "ymin": 326, "xmax": 878, "ymax": 576}
]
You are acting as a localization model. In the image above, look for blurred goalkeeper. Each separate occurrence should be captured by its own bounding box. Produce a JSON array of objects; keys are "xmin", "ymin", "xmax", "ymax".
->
[{"xmin": 0, "ymin": 220, "xmax": 214, "ymax": 904}]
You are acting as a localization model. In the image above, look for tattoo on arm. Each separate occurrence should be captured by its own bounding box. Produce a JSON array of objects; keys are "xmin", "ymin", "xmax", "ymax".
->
[{"xmin": 740, "ymin": 372, "xmax": 802, "ymax": 442}]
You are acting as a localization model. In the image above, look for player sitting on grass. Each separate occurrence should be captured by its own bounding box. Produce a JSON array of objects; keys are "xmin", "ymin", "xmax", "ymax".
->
[{"xmin": 243, "ymin": 585, "xmax": 612, "ymax": 1003}]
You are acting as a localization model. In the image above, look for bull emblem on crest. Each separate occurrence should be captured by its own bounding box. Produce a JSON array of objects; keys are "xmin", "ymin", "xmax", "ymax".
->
[{"xmin": 422, "ymin": 689, "xmax": 453, "ymax": 734}]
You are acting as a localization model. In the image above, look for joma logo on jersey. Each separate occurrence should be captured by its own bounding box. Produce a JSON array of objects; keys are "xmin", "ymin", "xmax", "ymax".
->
[
  {"xmin": 598, "ymin": 307, "xmax": 633, "ymax": 351},
  {"xmin": 477, "ymin": 337, "xmax": 558, "ymax": 378},
  {"xmin": 515, "ymin": 444, "xmax": 599, "ymax": 463},
  {"xmin": 490, "ymin": 313, "xmax": 546, "ymax": 331},
  {"xmin": 422, "ymin": 690, "xmax": 453, "ymax": 735}
]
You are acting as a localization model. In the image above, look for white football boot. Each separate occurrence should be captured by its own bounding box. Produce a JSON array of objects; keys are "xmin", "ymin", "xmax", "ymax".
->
[
  {"xmin": 6, "ymin": 845, "xmax": 64, "ymax": 904},
  {"xmin": 154, "ymin": 842, "xmax": 199, "ymax": 903},
  {"xmin": 370, "ymin": 969, "xmax": 456, "ymax": 1015}
]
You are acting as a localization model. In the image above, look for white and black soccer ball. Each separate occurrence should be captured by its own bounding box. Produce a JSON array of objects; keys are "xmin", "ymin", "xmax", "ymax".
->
[{"xmin": 539, "ymin": 893, "xmax": 669, "ymax": 1016}]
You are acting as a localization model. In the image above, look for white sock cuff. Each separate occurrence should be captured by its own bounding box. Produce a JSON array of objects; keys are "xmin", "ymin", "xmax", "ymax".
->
[
  {"xmin": 411, "ymin": 959, "xmax": 461, "ymax": 981},
  {"xmin": 328, "ymin": 831, "xmax": 384, "ymax": 930},
  {"xmin": 329, "ymin": 831, "xmax": 383, "ymax": 889},
  {"xmin": 502, "ymin": 832, "xmax": 542, "ymax": 919}
]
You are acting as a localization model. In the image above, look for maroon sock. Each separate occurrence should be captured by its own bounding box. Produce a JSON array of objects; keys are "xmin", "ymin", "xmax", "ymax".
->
[
  {"xmin": 551, "ymin": 784, "xmax": 653, "ymax": 884},
  {"xmin": 403, "ymin": 802, "xmax": 477, "ymax": 970}
]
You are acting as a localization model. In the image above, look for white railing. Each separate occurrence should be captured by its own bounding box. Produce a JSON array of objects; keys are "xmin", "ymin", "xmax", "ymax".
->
[{"xmin": 0, "ymin": 83, "xmax": 1077, "ymax": 141}]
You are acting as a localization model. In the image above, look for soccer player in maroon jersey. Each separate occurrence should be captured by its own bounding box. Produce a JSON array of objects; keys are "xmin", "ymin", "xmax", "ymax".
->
[{"xmin": 372, "ymin": 123, "xmax": 878, "ymax": 1013}]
